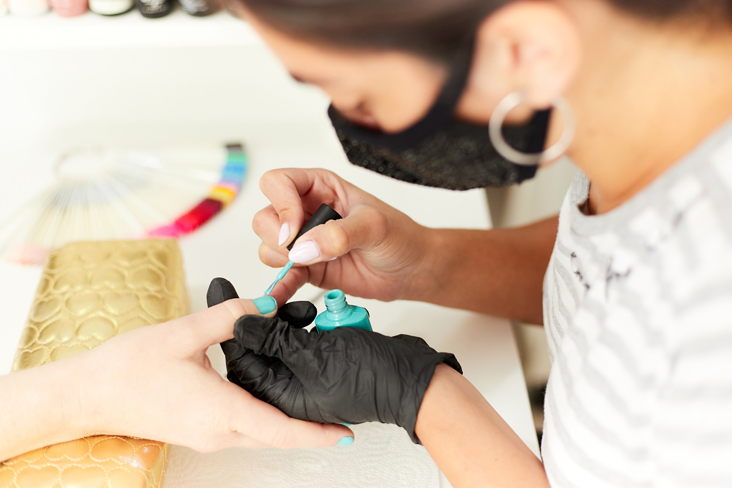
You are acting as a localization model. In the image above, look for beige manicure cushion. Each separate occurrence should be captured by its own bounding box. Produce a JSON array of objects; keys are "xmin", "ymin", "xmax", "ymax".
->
[{"xmin": 0, "ymin": 239, "xmax": 189, "ymax": 488}]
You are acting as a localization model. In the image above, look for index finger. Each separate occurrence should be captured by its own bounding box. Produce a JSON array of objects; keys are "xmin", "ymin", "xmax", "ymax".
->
[
  {"xmin": 169, "ymin": 298, "xmax": 278, "ymax": 355},
  {"xmin": 258, "ymin": 169, "xmax": 343, "ymax": 245}
]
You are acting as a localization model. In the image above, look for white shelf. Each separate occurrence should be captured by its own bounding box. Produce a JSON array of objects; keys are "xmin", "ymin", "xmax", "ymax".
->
[{"xmin": 0, "ymin": 9, "xmax": 263, "ymax": 50}]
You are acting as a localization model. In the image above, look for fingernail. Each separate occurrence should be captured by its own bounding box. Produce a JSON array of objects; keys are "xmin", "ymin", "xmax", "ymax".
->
[
  {"xmin": 278, "ymin": 223, "xmax": 290, "ymax": 247},
  {"xmin": 252, "ymin": 296, "xmax": 277, "ymax": 314},
  {"xmin": 288, "ymin": 241, "xmax": 320, "ymax": 264},
  {"xmin": 337, "ymin": 436, "xmax": 354, "ymax": 446}
]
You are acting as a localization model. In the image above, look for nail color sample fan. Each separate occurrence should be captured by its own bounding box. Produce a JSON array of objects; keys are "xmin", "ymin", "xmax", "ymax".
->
[{"xmin": 0, "ymin": 143, "xmax": 247, "ymax": 265}]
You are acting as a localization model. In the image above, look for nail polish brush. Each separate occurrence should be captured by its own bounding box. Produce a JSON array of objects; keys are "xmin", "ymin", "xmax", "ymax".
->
[{"xmin": 264, "ymin": 203, "xmax": 342, "ymax": 296}]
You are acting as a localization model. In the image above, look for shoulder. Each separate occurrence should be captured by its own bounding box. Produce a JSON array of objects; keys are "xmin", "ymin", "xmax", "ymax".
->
[
  {"xmin": 627, "ymin": 135, "xmax": 732, "ymax": 304},
  {"xmin": 660, "ymin": 146, "xmax": 732, "ymax": 351}
]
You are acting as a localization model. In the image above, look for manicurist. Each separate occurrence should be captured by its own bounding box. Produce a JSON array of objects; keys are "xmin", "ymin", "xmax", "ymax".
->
[{"xmin": 223, "ymin": 0, "xmax": 732, "ymax": 486}]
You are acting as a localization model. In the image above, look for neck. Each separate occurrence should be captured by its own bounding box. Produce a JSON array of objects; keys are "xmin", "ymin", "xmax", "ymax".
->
[{"xmin": 558, "ymin": 0, "xmax": 732, "ymax": 214}]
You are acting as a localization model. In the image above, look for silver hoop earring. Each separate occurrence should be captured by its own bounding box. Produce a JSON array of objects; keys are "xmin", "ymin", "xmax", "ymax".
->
[{"xmin": 488, "ymin": 90, "xmax": 575, "ymax": 166}]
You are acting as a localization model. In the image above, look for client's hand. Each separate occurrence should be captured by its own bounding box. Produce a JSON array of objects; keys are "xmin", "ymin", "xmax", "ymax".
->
[
  {"xmin": 73, "ymin": 294, "xmax": 353, "ymax": 452},
  {"xmin": 207, "ymin": 278, "xmax": 461, "ymax": 444}
]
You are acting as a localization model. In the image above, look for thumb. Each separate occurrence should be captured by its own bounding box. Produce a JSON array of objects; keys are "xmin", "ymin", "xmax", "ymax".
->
[
  {"xmin": 288, "ymin": 205, "xmax": 387, "ymax": 264},
  {"xmin": 177, "ymin": 298, "xmax": 278, "ymax": 353}
]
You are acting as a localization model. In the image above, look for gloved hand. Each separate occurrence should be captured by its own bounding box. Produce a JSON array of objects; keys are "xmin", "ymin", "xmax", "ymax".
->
[{"xmin": 206, "ymin": 277, "xmax": 462, "ymax": 444}]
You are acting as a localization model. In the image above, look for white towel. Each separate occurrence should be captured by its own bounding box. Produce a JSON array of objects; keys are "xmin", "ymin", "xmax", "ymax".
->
[{"xmin": 164, "ymin": 422, "xmax": 446, "ymax": 488}]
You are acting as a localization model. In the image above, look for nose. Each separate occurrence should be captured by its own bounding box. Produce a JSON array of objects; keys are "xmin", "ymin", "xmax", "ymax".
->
[{"xmin": 333, "ymin": 103, "xmax": 381, "ymax": 131}]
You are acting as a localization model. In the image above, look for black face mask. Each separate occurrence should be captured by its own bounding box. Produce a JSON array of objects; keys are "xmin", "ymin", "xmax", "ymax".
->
[{"xmin": 328, "ymin": 47, "xmax": 551, "ymax": 191}]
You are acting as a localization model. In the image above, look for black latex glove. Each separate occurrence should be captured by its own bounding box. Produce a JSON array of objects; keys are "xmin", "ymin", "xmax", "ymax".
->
[
  {"xmin": 206, "ymin": 277, "xmax": 462, "ymax": 444},
  {"xmin": 206, "ymin": 277, "xmax": 317, "ymax": 385}
]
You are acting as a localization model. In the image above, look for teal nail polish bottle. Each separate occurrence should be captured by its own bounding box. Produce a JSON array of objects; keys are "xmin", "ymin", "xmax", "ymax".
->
[{"xmin": 315, "ymin": 289, "xmax": 372, "ymax": 332}]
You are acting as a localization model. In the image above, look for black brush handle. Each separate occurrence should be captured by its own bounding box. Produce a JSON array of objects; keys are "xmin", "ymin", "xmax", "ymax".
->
[{"xmin": 287, "ymin": 204, "xmax": 342, "ymax": 251}]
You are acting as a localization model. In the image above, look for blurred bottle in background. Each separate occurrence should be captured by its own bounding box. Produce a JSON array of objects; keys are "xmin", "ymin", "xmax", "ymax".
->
[
  {"xmin": 7, "ymin": 0, "xmax": 49, "ymax": 15},
  {"xmin": 179, "ymin": 0, "xmax": 217, "ymax": 16},
  {"xmin": 88, "ymin": 0, "xmax": 132, "ymax": 15},
  {"xmin": 135, "ymin": 0, "xmax": 173, "ymax": 18},
  {"xmin": 49, "ymin": 0, "xmax": 87, "ymax": 16}
]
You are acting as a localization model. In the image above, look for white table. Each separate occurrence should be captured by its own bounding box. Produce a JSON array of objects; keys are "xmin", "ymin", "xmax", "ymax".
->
[{"xmin": 0, "ymin": 36, "xmax": 539, "ymax": 486}]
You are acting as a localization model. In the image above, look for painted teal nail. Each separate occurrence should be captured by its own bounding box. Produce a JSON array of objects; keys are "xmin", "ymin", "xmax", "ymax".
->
[
  {"xmin": 342, "ymin": 423, "xmax": 351, "ymax": 427},
  {"xmin": 337, "ymin": 436, "xmax": 354, "ymax": 446},
  {"xmin": 252, "ymin": 296, "xmax": 277, "ymax": 314}
]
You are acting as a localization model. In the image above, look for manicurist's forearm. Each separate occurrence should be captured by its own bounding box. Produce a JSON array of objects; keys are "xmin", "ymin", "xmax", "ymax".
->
[
  {"xmin": 408, "ymin": 216, "xmax": 558, "ymax": 323},
  {"xmin": 416, "ymin": 365, "xmax": 549, "ymax": 488},
  {"xmin": 0, "ymin": 357, "xmax": 87, "ymax": 461}
]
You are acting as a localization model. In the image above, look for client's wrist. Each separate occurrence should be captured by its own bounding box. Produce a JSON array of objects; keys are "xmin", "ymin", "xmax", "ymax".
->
[
  {"xmin": 414, "ymin": 363, "xmax": 462, "ymax": 442},
  {"xmin": 10, "ymin": 354, "xmax": 98, "ymax": 454},
  {"xmin": 64, "ymin": 350, "xmax": 108, "ymax": 439}
]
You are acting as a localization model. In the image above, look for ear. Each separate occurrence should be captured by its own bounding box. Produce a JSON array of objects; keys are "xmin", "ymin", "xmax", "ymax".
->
[{"xmin": 476, "ymin": 1, "xmax": 582, "ymax": 108}]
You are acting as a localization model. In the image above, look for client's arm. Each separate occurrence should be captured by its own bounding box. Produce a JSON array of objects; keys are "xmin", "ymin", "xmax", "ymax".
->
[
  {"xmin": 417, "ymin": 364, "xmax": 549, "ymax": 488},
  {"xmin": 0, "ymin": 299, "xmax": 351, "ymax": 462},
  {"xmin": 0, "ymin": 355, "xmax": 85, "ymax": 461}
]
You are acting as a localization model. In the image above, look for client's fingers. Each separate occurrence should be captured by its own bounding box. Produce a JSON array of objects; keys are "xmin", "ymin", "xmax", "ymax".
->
[
  {"xmin": 173, "ymin": 298, "xmax": 277, "ymax": 355},
  {"xmin": 225, "ymin": 383, "xmax": 353, "ymax": 449}
]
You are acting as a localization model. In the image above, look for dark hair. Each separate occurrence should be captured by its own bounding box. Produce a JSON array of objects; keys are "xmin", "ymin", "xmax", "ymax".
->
[
  {"xmin": 239, "ymin": 0, "xmax": 500, "ymax": 62},
  {"xmin": 239, "ymin": 0, "xmax": 732, "ymax": 63},
  {"xmin": 609, "ymin": 0, "xmax": 732, "ymax": 22}
]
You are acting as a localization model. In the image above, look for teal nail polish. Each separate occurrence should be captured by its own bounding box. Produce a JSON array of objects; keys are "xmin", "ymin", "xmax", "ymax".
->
[
  {"xmin": 315, "ymin": 290, "xmax": 372, "ymax": 333},
  {"xmin": 252, "ymin": 296, "xmax": 277, "ymax": 314},
  {"xmin": 337, "ymin": 436, "xmax": 354, "ymax": 446}
]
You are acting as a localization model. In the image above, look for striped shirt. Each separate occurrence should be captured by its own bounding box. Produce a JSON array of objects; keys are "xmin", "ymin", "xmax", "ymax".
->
[{"xmin": 542, "ymin": 118, "xmax": 732, "ymax": 488}]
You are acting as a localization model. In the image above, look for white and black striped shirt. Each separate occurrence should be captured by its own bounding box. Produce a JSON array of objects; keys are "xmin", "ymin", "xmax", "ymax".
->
[{"xmin": 542, "ymin": 119, "xmax": 732, "ymax": 488}]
